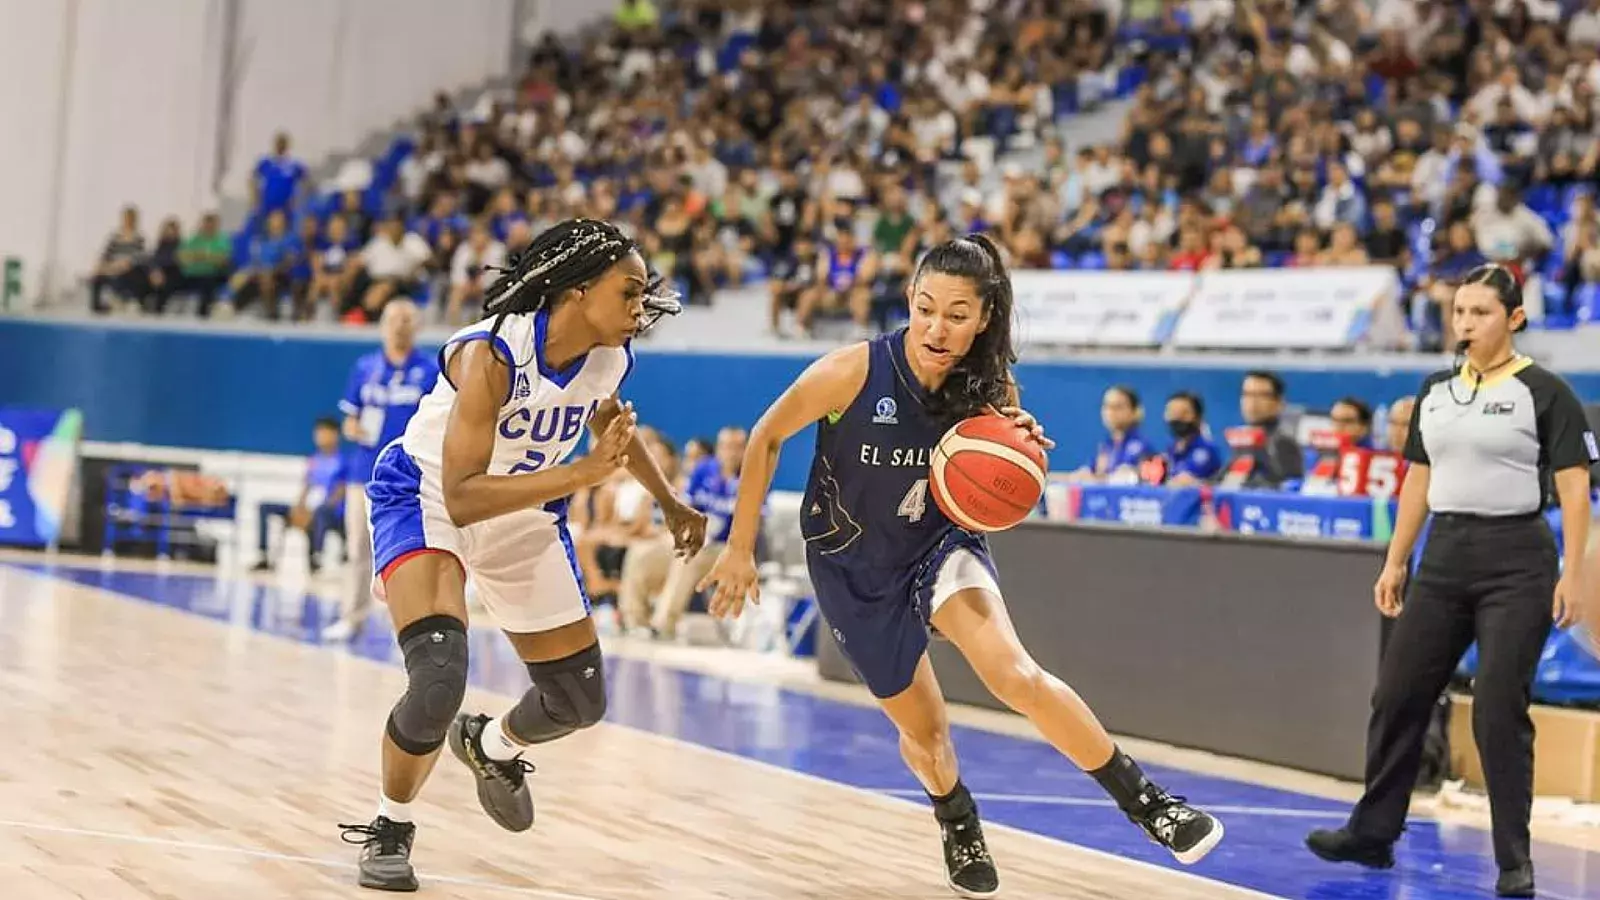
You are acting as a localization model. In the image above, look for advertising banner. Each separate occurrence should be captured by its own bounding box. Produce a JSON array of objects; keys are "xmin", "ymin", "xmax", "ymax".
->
[
  {"xmin": 1171, "ymin": 267, "xmax": 1402, "ymax": 350},
  {"xmin": 0, "ymin": 408, "xmax": 83, "ymax": 547},
  {"xmin": 1066, "ymin": 483, "xmax": 1206, "ymax": 527},
  {"xmin": 1213, "ymin": 489, "xmax": 1391, "ymax": 541},
  {"xmin": 1010, "ymin": 270, "xmax": 1189, "ymax": 348}
]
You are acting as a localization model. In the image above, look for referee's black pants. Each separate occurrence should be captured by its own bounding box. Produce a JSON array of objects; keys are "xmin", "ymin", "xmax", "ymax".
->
[{"xmin": 1348, "ymin": 513, "xmax": 1556, "ymax": 871}]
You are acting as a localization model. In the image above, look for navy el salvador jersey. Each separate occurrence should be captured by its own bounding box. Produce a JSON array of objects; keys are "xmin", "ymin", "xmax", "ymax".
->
[
  {"xmin": 803, "ymin": 332, "xmax": 954, "ymax": 566},
  {"xmin": 340, "ymin": 349, "xmax": 440, "ymax": 484},
  {"xmin": 801, "ymin": 330, "xmax": 996, "ymax": 699}
]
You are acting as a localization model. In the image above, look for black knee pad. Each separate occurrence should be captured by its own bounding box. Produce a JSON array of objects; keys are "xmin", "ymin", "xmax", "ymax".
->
[
  {"xmin": 505, "ymin": 643, "xmax": 607, "ymax": 744},
  {"xmin": 385, "ymin": 614, "xmax": 469, "ymax": 756}
]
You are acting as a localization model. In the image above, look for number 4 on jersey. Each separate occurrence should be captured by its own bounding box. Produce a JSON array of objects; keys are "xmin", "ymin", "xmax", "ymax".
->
[{"xmin": 898, "ymin": 478, "xmax": 929, "ymax": 523}]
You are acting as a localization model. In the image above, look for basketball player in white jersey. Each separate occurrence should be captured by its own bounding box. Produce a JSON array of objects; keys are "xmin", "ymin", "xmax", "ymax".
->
[{"xmin": 340, "ymin": 219, "xmax": 706, "ymax": 891}]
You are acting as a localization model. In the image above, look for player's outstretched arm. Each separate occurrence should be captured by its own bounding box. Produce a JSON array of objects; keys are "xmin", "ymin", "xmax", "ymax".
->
[
  {"xmin": 597, "ymin": 396, "xmax": 708, "ymax": 558},
  {"xmin": 440, "ymin": 340, "xmax": 631, "ymax": 527},
  {"xmin": 701, "ymin": 342, "xmax": 870, "ymax": 618}
]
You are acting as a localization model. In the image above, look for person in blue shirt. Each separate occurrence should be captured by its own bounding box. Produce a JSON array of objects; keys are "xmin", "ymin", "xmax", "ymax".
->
[
  {"xmin": 287, "ymin": 215, "xmax": 320, "ymax": 320},
  {"xmin": 1073, "ymin": 385, "xmax": 1152, "ymax": 482},
  {"xmin": 409, "ymin": 193, "xmax": 471, "ymax": 250},
  {"xmin": 226, "ymin": 209, "xmax": 298, "ymax": 318},
  {"xmin": 307, "ymin": 215, "xmax": 363, "ymax": 315},
  {"xmin": 1163, "ymin": 391, "xmax": 1222, "ymax": 484},
  {"xmin": 253, "ymin": 418, "xmax": 346, "ymax": 573},
  {"xmin": 644, "ymin": 426, "xmax": 747, "ymax": 639},
  {"xmin": 253, "ymin": 132, "xmax": 307, "ymax": 214},
  {"xmin": 323, "ymin": 298, "xmax": 440, "ymax": 641},
  {"xmin": 487, "ymin": 188, "xmax": 530, "ymax": 243}
]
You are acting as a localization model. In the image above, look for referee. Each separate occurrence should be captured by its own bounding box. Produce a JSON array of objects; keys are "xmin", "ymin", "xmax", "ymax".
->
[{"xmin": 1305, "ymin": 265, "xmax": 1598, "ymax": 898}]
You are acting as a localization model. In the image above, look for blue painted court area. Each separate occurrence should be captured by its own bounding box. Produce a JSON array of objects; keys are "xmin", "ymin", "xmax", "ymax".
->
[{"xmin": 14, "ymin": 561, "xmax": 1600, "ymax": 900}]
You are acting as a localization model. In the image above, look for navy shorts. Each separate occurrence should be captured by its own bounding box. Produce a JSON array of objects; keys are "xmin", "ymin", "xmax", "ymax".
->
[{"xmin": 808, "ymin": 529, "xmax": 999, "ymax": 699}]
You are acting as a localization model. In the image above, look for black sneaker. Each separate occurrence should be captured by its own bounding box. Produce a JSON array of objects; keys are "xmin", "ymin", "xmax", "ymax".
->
[
  {"xmin": 1304, "ymin": 828, "xmax": 1395, "ymax": 869},
  {"xmin": 1129, "ymin": 789, "xmax": 1224, "ymax": 865},
  {"xmin": 447, "ymin": 712, "xmax": 535, "ymax": 832},
  {"xmin": 940, "ymin": 812, "xmax": 999, "ymax": 898},
  {"xmin": 1495, "ymin": 863, "xmax": 1534, "ymax": 897},
  {"xmin": 339, "ymin": 816, "xmax": 418, "ymax": 892}
]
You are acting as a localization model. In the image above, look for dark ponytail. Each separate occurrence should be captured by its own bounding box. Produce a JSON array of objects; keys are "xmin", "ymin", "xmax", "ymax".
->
[
  {"xmin": 912, "ymin": 233, "xmax": 1019, "ymax": 424},
  {"xmin": 1459, "ymin": 263, "xmax": 1526, "ymax": 332}
]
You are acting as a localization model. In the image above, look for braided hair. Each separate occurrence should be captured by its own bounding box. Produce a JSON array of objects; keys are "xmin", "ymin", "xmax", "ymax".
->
[
  {"xmin": 480, "ymin": 217, "xmax": 679, "ymax": 361},
  {"xmin": 913, "ymin": 233, "xmax": 1019, "ymax": 425}
]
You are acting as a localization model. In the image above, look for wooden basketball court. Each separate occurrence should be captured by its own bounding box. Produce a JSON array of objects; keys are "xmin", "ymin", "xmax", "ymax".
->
[
  {"xmin": 2, "ymin": 554, "xmax": 1597, "ymax": 900},
  {"xmin": 0, "ymin": 559, "xmax": 1271, "ymax": 900}
]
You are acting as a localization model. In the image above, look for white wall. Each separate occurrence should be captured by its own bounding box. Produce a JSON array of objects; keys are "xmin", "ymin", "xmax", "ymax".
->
[
  {"xmin": 0, "ymin": 0, "xmax": 73, "ymax": 306},
  {"xmin": 55, "ymin": 0, "xmax": 223, "ymax": 305},
  {"xmin": 517, "ymin": 0, "xmax": 622, "ymax": 41},
  {"xmin": 229, "ymin": 0, "xmax": 516, "ymax": 198},
  {"xmin": 0, "ymin": 0, "xmax": 521, "ymax": 305}
]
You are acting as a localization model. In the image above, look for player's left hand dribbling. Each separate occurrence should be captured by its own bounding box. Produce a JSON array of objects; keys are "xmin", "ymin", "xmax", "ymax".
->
[
  {"xmin": 698, "ymin": 547, "xmax": 760, "ymax": 619},
  {"xmin": 996, "ymin": 406, "xmax": 1055, "ymax": 450},
  {"xmin": 664, "ymin": 501, "xmax": 708, "ymax": 558}
]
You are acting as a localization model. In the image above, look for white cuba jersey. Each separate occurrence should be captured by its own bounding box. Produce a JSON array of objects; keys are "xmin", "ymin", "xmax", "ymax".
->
[{"xmin": 400, "ymin": 308, "xmax": 634, "ymax": 518}]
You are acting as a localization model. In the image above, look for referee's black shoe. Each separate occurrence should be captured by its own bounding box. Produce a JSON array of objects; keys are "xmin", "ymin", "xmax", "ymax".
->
[
  {"xmin": 1495, "ymin": 864, "xmax": 1535, "ymax": 898},
  {"xmin": 1304, "ymin": 827, "xmax": 1396, "ymax": 869}
]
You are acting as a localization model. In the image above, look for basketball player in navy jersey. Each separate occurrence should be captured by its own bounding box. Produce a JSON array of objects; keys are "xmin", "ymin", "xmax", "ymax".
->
[
  {"xmin": 326, "ymin": 298, "xmax": 438, "ymax": 641},
  {"xmin": 700, "ymin": 235, "xmax": 1223, "ymax": 896}
]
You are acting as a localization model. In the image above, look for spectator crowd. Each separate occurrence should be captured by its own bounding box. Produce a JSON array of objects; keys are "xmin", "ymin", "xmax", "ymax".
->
[{"xmin": 83, "ymin": 0, "xmax": 1600, "ymax": 349}]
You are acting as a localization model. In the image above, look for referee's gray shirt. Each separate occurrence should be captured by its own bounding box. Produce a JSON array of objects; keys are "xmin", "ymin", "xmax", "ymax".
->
[{"xmin": 1406, "ymin": 358, "xmax": 1599, "ymax": 516}]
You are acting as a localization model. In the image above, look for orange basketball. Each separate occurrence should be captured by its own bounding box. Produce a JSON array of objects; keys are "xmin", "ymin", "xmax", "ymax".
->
[{"xmin": 930, "ymin": 413, "xmax": 1049, "ymax": 532}]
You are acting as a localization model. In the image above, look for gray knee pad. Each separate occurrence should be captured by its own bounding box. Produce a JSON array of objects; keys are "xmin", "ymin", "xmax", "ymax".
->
[
  {"xmin": 505, "ymin": 643, "xmax": 607, "ymax": 744},
  {"xmin": 385, "ymin": 614, "xmax": 469, "ymax": 756}
]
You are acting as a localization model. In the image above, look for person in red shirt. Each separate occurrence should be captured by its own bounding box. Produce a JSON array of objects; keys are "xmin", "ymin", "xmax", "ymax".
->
[
  {"xmin": 1368, "ymin": 29, "xmax": 1420, "ymax": 82},
  {"xmin": 1168, "ymin": 226, "xmax": 1210, "ymax": 271}
]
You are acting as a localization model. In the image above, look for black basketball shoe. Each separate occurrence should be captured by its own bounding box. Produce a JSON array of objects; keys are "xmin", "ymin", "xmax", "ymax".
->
[
  {"xmin": 340, "ymin": 816, "xmax": 418, "ymax": 892},
  {"xmin": 1129, "ymin": 788, "xmax": 1224, "ymax": 865},
  {"xmin": 448, "ymin": 712, "xmax": 536, "ymax": 832},
  {"xmin": 940, "ymin": 811, "xmax": 1000, "ymax": 897}
]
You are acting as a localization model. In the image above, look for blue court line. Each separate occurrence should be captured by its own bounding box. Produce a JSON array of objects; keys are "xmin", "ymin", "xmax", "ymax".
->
[
  {"xmin": 10, "ymin": 562, "xmax": 1599, "ymax": 900},
  {"xmin": 871, "ymin": 788, "xmax": 1352, "ymax": 820}
]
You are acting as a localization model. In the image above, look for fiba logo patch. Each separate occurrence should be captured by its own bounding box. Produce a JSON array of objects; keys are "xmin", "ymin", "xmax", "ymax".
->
[
  {"xmin": 872, "ymin": 396, "xmax": 898, "ymax": 425},
  {"xmin": 1585, "ymin": 431, "xmax": 1599, "ymax": 461}
]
